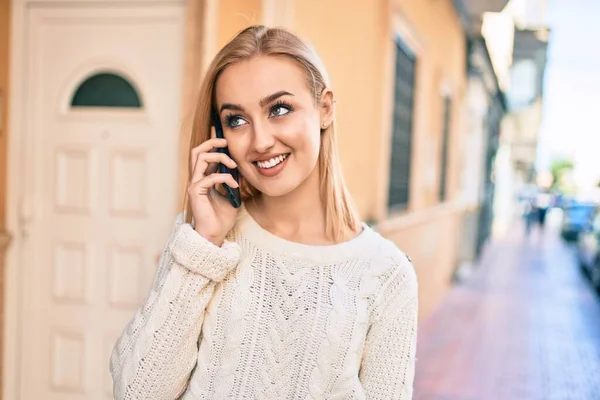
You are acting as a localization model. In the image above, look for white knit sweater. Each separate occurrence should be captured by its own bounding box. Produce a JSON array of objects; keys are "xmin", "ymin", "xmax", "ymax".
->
[{"xmin": 110, "ymin": 211, "xmax": 418, "ymax": 399}]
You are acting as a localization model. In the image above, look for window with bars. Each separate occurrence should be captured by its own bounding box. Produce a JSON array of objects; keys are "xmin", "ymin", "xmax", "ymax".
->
[
  {"xmin": 439, "ymin": 95, "xmax": 451, "ymax": 201},
  {"xmin": 388, "ymin": 38, "xmax": 416, "ymax": 210}
]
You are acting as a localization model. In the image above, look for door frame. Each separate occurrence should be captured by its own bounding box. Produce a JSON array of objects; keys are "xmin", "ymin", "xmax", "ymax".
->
[{"xmin": 4, "ymin": 1, "xmax": 208, "ymax": 398}]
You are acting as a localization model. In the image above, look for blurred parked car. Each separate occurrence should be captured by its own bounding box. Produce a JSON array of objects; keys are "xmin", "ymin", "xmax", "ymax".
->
[
  {"xmin": 561, "ymin": 202, "xmax": 597, "ymax": 242},
  {"xmin": 577, "ymin": 207, "xmax": 600, "ymax": 291}
]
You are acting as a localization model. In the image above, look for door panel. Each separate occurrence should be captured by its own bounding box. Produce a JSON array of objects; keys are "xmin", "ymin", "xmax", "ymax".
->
[{"xmin": 21, "ymin": 3, "xmax": 184, "ymax": 399}]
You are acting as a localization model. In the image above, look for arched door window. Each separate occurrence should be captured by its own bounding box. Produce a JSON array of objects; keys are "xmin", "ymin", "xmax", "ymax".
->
[{"xmin": 70, "ymin": 72, "xmax": 143, "ymax": 108}]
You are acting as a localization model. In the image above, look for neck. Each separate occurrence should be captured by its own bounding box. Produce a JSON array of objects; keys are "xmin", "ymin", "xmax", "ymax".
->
[{"xmin": 247, "ymin": 164, "xmax": 329, "ymax": 244}]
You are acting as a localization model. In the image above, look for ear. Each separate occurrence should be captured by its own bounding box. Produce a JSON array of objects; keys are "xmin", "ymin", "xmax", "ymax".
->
[{"xmin": 319, "ymin": 88, "xmax": 335, "ymax": 129}]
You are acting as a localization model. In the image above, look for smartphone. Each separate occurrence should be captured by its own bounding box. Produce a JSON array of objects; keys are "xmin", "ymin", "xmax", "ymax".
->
[{"xmin": 211, "ymin": 109, "xmax": 242, "ymax": 208}]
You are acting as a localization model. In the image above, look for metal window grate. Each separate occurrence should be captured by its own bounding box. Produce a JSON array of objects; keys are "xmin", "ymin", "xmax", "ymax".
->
[
  {"xmin": 439, "ymin": 96, "xmax": 451, "ymax": 201},
  {"xmin": 388, "ymin": 39, "xmax": 416, "ymax": 210}
]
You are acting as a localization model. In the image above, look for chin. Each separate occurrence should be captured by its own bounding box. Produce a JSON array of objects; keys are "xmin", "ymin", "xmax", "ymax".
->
[{"xmin": 252, "ymin": 181, "xmax": 300, "ymax": 198}]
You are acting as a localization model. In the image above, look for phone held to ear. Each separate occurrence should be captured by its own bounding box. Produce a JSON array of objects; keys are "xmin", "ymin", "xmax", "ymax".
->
[{"xmin": 211, "ymin": 110, "xmax": 242, "ymax": 208}]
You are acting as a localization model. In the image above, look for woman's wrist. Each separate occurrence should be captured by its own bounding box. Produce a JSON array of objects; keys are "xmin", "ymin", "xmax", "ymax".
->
[
  {"xmin": 169, "ymin": 224, "xmax": 240, "ymax": 281},
  {"xmin": 194, "ymin": 227, "xmax": 225, "ymax": 247}
]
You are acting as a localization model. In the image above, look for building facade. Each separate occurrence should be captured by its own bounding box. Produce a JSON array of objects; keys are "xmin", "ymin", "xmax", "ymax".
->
[
  {"xmin": 457, "ymin": 35, "xmax": 507, "ymax": 276},
  {"xmin": 483, "ymin": 0, "xmax": 550, "ymax": 232}
]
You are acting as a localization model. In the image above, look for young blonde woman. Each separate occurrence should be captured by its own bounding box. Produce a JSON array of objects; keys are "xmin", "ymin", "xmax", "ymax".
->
[{"xmin": 110, "ymin": 25, "xmax": 418, "ymax": 400}]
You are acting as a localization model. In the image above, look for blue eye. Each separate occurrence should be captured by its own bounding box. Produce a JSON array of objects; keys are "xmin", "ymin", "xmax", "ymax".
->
[
  {"xmin": 270, "ymin": 105, "xmax": 290, "ymax": 117},
  {"xmin": 225, "ymin": 115, "xmax": 247, "ymax": 128},
  {"xmin": 269, "ymin": 101, "xmax": 293, "ymax": 118}
]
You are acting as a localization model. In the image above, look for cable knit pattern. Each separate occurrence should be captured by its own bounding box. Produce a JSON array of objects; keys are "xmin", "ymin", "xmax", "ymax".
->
[
  {"xmin": 169, "ymin": 224, "xmax": 241, "ymax": 281},
  {"xmin": 110, "ymin": 210, "xmax": 418, "ymax": 399}
]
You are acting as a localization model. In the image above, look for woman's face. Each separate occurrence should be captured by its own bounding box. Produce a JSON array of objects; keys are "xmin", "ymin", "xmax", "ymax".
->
[{"xmin": 214, "ymin": 55, "xmax": 328, "ymax": 198}]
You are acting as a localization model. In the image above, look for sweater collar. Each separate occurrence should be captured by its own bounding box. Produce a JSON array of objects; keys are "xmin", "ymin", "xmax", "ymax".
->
[{"xmin": 235, "ymin": 208, "xmax": 381, "ymax": 264}]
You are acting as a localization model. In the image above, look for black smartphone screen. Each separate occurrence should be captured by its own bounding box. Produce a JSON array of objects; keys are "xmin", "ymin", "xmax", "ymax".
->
[{"xmin": 211, "ymin": 109, "xmax": 242, "ymax": 208}]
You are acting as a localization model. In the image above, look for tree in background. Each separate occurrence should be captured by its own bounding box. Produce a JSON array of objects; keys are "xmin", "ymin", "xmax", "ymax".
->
[{"xmin": 549, "ymin": 158, "xmax": 575, "ymax": 194}]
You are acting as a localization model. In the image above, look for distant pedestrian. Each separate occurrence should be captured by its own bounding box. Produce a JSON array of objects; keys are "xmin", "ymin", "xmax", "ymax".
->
[
  {"xmin": 524, "ymin": 201, "xmax": 535, "ymax": 235},
  {"xmin": 534, "ymin": 191, "xmax": 553, "ymax": 231}
]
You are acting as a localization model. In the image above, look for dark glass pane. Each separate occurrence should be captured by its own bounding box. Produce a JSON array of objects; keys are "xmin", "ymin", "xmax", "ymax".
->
[
  {"xmin": 71, "ymin": 73, "xmax": 142, "ymax": 108},
  {"xmin": 439, "ymin": 97, "xmax": 451, "ymax": 201},
  {"xmin": 388, "ymin": 39, "xmax": 416, "ymax": 210}
]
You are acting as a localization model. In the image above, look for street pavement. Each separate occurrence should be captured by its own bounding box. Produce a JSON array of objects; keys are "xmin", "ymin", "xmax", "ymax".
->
[{"xmin": 413, "ymin": 215, "xmax": 600, "ymax": 400}]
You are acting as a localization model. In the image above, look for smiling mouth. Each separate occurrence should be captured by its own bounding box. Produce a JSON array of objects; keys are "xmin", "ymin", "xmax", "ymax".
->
[{"xmin": 254, "ymin": 153, "xmax": 290, "ymax": 169}]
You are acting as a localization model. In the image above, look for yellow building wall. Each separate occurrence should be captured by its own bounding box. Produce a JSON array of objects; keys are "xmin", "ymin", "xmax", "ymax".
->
[
  {"xmin": 216, "ymin": 0, "xmax": 263, "ymax": 50},
  {"xmin": 378, "ymin": 0, "xmax": 467, "ymax": 318},
  {"xmin": 391, "ymin": 0, "xmax": 467, "ymax": 212},
  {"xmin": 293, "ymin": 0, "xmax": 390, "ymax": 219}
]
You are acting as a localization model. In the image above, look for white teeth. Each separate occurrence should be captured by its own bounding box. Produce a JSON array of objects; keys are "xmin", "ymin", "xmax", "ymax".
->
[{"xmin": 257, "ymin": 154, "xmax": 288, "ymax": 169}]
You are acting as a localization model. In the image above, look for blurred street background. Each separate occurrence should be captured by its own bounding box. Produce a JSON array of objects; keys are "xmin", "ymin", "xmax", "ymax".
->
[
  {"xmin": 1, "ymin": 0, "xmax": 599, "ymax": 399},
  {"xmin": 415, "ymin": 212, "xmax": 600, "ymax": 400}
]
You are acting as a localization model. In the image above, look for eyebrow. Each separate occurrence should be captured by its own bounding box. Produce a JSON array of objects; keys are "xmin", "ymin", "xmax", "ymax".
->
[{"xmin": 219, "ymin": 90, "xmax": 294, "ymax": 114}]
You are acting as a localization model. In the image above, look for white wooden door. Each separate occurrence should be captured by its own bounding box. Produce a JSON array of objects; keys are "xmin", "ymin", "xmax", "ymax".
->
[{"xmin": 19, "ymin": 3, "xmax": 184, "ymax": 399}]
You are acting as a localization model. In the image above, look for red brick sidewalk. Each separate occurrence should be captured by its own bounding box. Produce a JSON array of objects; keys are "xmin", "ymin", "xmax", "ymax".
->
[{"xmin": 414, "ymin": 222, "xmax": 600, "ymax": 400}]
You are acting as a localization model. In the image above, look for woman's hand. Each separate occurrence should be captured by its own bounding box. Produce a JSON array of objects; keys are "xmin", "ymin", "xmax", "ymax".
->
[{"xmin": 187, "ymin": 132, "xmax": 240, "ymax": 246}]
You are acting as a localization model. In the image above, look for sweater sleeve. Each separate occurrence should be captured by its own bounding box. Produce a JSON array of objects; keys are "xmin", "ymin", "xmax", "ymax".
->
[
  {"xmin": 359, "ymin": 254, "xmax": 418, "ymax": 399},
  {"xmin": 109, "ymin": 215, "xmax": 241, "ymax": 400}
]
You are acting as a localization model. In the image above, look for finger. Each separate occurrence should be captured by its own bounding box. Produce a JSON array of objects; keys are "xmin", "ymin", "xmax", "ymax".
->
[
  {"xmin": 202, "ymin": 152, "xmax": 237, "ymax": 170},
  {"xmin": 189, "ymin": 173, "xmax": 239, "ymax": 195},
  {"xmin": 190, "ymin": 138, "xmax": 227, "ymax": 174},
  {"xmin": 191, "ymin": 152, "xmax": 237, "ymax": 184},
  {"xmin": 191, "ymin": 152, "xmax": 229, "ymax": 183},
  {"xmin": 190, "ymin": 137, "xmax": 227, "ymax": 173}
]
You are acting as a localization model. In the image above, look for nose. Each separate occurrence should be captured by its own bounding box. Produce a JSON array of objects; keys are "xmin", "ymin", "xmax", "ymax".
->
[{"xmin": 251, "ymin": 120, "xmax": 276, "ymax": 153}]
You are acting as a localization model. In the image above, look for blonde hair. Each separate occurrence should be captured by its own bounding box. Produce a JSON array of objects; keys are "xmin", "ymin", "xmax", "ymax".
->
[{"xmin": 183, "ymin": 25, "xmax": 361, "ymax": 242}]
